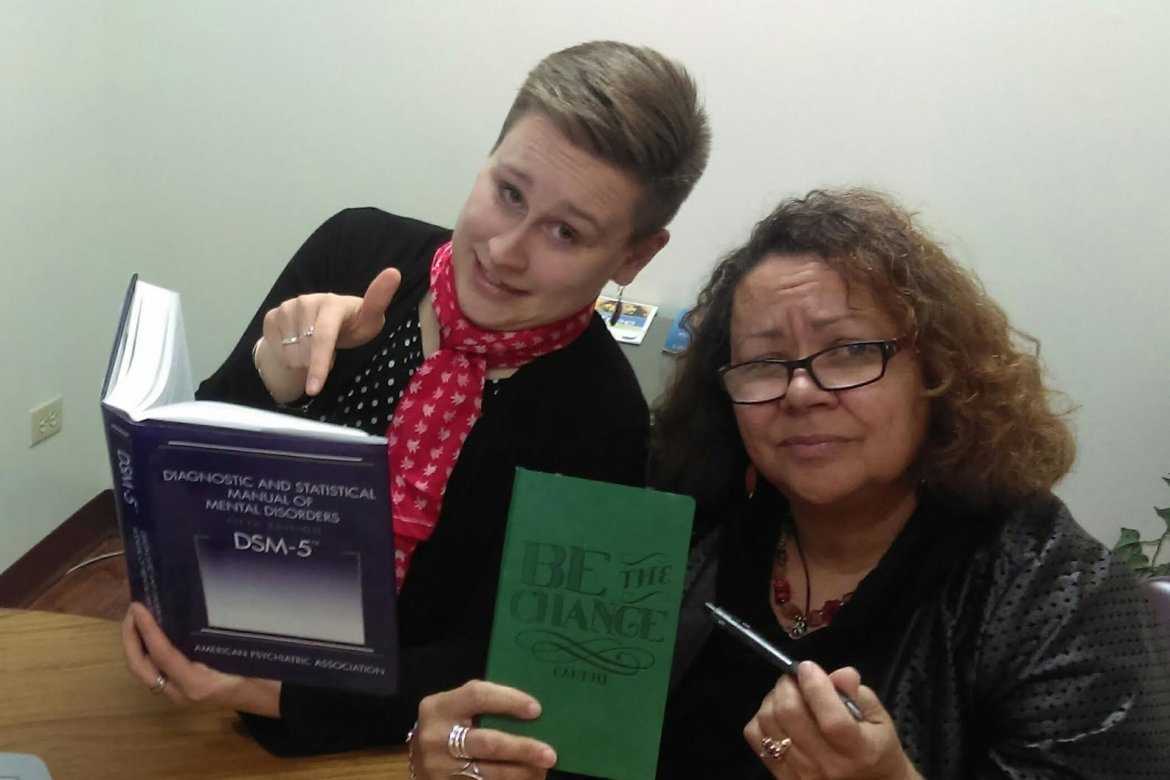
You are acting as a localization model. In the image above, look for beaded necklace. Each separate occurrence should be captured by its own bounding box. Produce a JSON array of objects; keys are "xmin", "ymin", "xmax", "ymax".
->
[{"xmin": 770, "ymin": 530, "xmax": 854, "ymax": 639}]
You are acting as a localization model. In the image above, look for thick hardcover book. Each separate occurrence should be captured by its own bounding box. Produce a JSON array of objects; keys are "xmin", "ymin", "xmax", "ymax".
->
[
  {"xmin": 100, "ymin": 276, "xmax": 398, "ymax": 694},
  {"xmin": 482, "ymin": 468, "xmax": 694, "ymax": 780}
]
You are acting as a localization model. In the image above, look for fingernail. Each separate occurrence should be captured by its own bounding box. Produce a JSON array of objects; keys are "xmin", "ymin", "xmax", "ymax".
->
[
  {"xmin": 539, "ymin": 747, "xmax": 557, "ymax": 767},
  {"xmin": 306, "ymin": 378, "xmax": 321, "ymax": 395},
  {"xmin": 524, "ymin": 701, "xmax": 541, "ymax": 718}
]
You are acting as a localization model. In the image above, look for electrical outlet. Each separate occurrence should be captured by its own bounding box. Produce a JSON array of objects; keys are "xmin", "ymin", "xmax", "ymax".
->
[{"xmin": 30, "ymin": 395, "xmax": 64, "ymax": 446}]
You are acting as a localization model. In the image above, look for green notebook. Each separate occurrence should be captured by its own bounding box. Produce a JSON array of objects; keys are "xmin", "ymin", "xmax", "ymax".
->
[{"xmin": 482, "ymin": 468, "xmax": 695, "ymax": 780}]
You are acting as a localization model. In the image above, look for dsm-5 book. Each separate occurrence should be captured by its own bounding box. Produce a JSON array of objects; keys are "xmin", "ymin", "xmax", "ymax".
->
[{"xmin": 101, "ymin": 275, "xmax": 398, "ymax": 694}]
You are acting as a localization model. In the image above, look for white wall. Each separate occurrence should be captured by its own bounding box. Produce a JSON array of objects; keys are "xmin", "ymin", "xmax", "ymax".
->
[
  {"xmin": 1, "ymin": 3, "xmax": 117, "ymax": 572},
  {"xmin": 3, "ymin": 0, "xmax": 1169, "ymax": 573}
]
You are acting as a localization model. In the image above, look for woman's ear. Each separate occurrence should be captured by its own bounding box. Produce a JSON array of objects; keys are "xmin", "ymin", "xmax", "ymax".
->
[{"xmin": 612, "ymin": 229, "xmax": 670, "ymax": 286}]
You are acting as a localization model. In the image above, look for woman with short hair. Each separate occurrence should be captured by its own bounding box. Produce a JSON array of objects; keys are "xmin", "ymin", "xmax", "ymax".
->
[{"xmin": 120, "ymin": 40, "xmax": 711, "ymax": 762}]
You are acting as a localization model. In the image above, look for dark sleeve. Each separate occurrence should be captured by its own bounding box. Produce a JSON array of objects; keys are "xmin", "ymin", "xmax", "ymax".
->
[
  {"xmin": 511, "ymin": 318, "xmax": 652, "ymax": 489},
  {"xmin": 195, "ymin": 208, "xmax": 446, "ymax": 411},
  {"xmin": 973, "ymin": 504, "xmax": 1170, "ymax": 777},
  {"xmin": 240, "ymin": 590, "xmax": 511, "ymax": 755},
  {"xmin": 242, "ymin": 636, "xmax": 490, "ymax": 756}
]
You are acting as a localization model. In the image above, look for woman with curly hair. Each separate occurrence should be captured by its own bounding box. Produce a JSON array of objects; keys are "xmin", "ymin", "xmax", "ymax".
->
[
  {"xmin": 650, "ymin": 187, "xmax": 1170, "ymax": 778},
  {"xmin": 409, "ymin": 189, "xmax": 1170, "ymax": 780},
  {"xmin": 407, "ymin": 188, "xmax": 1170, "ymax": 780}
]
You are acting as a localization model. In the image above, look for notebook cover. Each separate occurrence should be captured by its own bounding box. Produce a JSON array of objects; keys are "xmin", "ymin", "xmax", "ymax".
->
[{"xmin": 482, "ymin": 468, "xmax": 694, "ymax": 780}]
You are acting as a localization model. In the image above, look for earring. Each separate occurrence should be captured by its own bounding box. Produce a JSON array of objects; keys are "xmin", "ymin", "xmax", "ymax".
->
[
  {"xmin": 609, "ymin": 286, "xmax": 625, "ymax": 326},
  {"xmin": 744, "ymin": 463, "xmax": 758, "ymax": 499}
]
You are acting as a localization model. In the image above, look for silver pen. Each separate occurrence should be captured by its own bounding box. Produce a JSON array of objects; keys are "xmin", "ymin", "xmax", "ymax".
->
[{"xmin": 704, "ymin": 601, "xmax": 865, "ymax": 721}]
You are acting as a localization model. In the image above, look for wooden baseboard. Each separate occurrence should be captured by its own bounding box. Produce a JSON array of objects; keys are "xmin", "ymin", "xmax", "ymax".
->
[{"xmin": 0, "ymin": 490, "xmax": 118, "ymax": 608}]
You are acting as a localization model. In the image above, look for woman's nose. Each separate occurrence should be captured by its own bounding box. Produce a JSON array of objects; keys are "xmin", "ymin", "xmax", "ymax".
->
[
  {"xmin": 487, "ymin": 224, "xmax": 530, "ymax": 273},
  {"xmin": 782, "ymin": 368, "xmax": 836, "ymax": 410}
]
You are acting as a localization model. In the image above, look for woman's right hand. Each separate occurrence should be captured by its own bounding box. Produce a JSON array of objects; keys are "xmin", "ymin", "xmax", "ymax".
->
[
  {"xmin": 410, "ymin": 680, "xmax": 557, "ymax": 780},
  {"xmin": 121, "ymin": 602, "xmax": 281, "ymax": 717},
  {"xmin": 744, "ymin": 662, "xmax": 921, "ymax": 780},
  {"xmin": 255, "ymin": 267, "xmax": 402, "ymax": 402}
]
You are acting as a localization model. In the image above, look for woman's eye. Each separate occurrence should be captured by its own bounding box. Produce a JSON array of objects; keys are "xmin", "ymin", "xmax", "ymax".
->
[
  {"xmin": 551, "ymin": 223, "xmax": 577, "ymax": 243},
  {"xmin": 498, "ymin": 184, "xmax": 522, "ymax": 206}
]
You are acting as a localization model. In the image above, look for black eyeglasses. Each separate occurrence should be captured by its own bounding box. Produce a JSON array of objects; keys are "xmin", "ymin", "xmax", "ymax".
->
[{"xmin": 718, "ymin": 337, "xmax": 910, "ymax": 405}]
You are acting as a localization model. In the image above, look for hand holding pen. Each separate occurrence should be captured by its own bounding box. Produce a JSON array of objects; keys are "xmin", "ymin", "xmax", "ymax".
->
[
  {"xmin": 705, "ymin": 603, "xmax": 924, "ymax": 779},
  {"xmin": 704, "ymin": 602, "xmax": 863, "ymax": 719}
]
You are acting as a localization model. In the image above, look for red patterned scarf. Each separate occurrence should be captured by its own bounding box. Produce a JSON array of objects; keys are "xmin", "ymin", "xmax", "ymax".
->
[{"xmin": 389, "ymin": 241, "xmax": 593, "ymax": 590}]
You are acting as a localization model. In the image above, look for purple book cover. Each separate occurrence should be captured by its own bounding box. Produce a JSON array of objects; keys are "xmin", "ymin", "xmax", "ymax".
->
[{"xmin": 103, "ymin": 407, "xmax": 398, "ymax": 693}]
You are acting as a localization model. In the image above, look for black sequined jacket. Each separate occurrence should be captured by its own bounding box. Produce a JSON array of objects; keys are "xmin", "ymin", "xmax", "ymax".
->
[{"xmin": 658, "ymin": 486, "xmax": 1170, "ymax": 779}]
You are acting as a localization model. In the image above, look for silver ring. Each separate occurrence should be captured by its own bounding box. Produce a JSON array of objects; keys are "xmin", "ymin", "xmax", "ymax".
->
[
  {"xmin": 281, "ymin": 326, "xmax": 314, "ymax": 347},
  {"xmin": 447, "ymin": 723, "xmax": 472, "ymax": 759},
  {"xmin": 451, "ymin": 759, "xmax": 483, "ymax": 780},
  {"xmin": 150, "ymin": 672, "xmax": 168, "ymax": 695},
  {"xmin": 760, "ymin": 735, "xmax": 792, "ymax": 761}
]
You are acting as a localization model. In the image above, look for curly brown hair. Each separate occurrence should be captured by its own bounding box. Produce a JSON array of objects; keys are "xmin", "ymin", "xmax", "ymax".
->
[{"xmin": 653, "ymin": 188, "xmax": 1076, "ymax": 507}]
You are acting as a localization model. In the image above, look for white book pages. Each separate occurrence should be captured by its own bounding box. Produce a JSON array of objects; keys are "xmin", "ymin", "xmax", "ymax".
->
[
  {"xmin": 104, "ymin": 286, "xmax": 176, "ymax": 413},
  {"xmin": 103, "ymin": 277, "xmax": 379, "ymax": 444},
  {"xmin": 142, "ymin": 400, "xmax": 379, "ymax": 442}
]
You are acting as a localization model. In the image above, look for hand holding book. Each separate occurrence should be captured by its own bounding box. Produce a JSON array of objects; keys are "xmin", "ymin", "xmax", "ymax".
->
[
  {"xmin": 103, "ymin": 276, "xmax": 399, "ymax": 693},
  {"xmin": 410, "ymin": 680, "xmax": 557, "ymax": 779},
  {"xmin": 480, "ymin": 469, "xmax": 694, "ymax": 780},
  {"xmin": 122, "ymin": 602, "xmax": 281, "ymax": 717},
  {"xmin": 256, "ymin": 267, "xmax": 402, "ymax": 401}
]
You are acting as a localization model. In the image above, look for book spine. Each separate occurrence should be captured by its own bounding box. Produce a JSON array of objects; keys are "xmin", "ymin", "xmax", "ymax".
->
[{"xmin": 102, "ymin": 407, "xmax": 165, "ymax": 625}]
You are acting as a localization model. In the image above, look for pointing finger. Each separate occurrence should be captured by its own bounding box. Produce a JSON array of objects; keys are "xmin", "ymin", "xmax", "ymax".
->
[
  {"xmin": 342, "ymin": 268, "xmax": 402, "ymax": 347},
  {"xmin": 304, "ymin": 310, "xmax": 342, "ymax": 396}
]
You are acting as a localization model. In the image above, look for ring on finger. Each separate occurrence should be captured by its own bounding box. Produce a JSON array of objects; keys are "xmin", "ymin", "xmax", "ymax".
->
[
  {"xmin": 447, "ymin": 723, "xmax": 472, "ymax": 759},
  {"xmin": 149, "ymin": 672, "xmax": 168, "ymax": 695},
  {"xmin": 452, "ymin": 759, "xmax": 484, "ymax": 780},
  {"xmin": 760, "ymin": 735, "xmax": 792, "ymax": 761},
  {"xmin": 281, "ymin": 326, "xmax": 314, "ymax": 347}
]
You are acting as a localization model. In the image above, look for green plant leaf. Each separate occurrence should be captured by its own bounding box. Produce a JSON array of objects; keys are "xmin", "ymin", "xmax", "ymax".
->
[
  {"xmin": 1115, "ymin": 542, "xmax": 1143, "ymax": 556},
  {"xmin": 1130, "ymin": 552, "xmax": 1151, "ymax": 568},
  {"xmin": 1117, "ymin": 546, "xmax": 1147, "ymax": 568},
  {"xmin": 1136, "ymin": 565, "xmax": 1154, "ymax": 577},
  {"xmin": 1153, "ymin": 563, "xmax": 1170, "ymax": 577},
  {"xmin": 1162, "ymin": 475, "xmax": 1170, "ymax": 488},
  {"xmin": 1114, "ymin": 528, "xmax": 1141, "ymax": 549},
  {"xmin": 1157, "ymin": 506, "xmax": 1170, "ymax": 531}
]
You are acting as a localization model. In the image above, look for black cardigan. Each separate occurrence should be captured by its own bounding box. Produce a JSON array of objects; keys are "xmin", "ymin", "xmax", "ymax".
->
[
  {"xmin": 197, "ymin": 209, "xmax": 652, "ymax": 754},
  {"xmin": 659, "ymin": 483, "xmax": 1170, "ymax": 778}
]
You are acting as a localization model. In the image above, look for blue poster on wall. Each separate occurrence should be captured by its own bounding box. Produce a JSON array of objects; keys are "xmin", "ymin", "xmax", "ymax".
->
[{"xmin": 662, "ymin": 308, "xmax": 692, "ymax": 355}]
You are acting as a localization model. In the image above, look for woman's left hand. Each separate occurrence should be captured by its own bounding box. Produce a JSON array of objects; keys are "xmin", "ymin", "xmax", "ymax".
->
[
  {"xmin": 744, "ymin": 661, "xmax": 922, "ymax": 780},
  {"xmin": 411, "ymin": 680, "xmax": 557, "ymax": 780}
]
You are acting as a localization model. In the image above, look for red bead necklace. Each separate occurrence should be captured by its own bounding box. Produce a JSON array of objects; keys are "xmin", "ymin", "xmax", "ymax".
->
[{"xmin": 771, "ymin": 532, "xmax": 853, "ymax": 639}]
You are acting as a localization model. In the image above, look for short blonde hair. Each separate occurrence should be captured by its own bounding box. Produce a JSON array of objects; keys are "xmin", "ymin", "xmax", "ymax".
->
[{"xmin": 495, "ymin": 41, "xmax": 710, "ymax": 240}]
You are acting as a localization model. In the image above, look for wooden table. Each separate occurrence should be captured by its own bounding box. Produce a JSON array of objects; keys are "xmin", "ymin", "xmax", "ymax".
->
[{"xmin": 0, "ymin": 609, "xmax": 410, "ymax": 779}]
